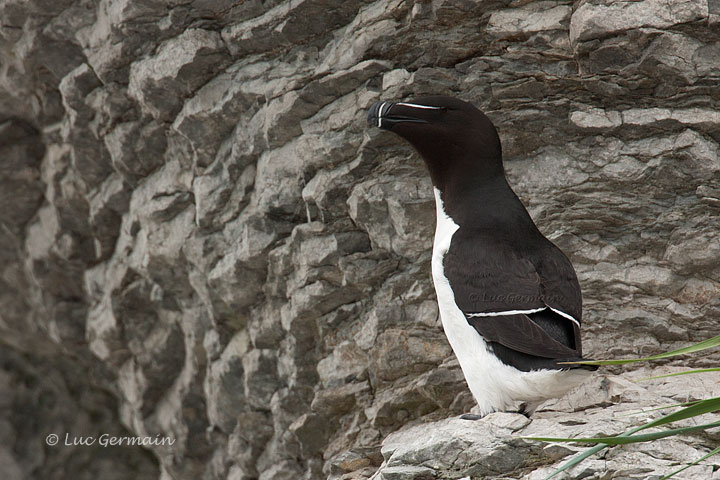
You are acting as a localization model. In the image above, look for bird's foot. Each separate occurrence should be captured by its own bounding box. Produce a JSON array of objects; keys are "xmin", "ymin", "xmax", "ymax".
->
[
  {"xmin": 517, "ymin": 402, "xmax": 540, "ymax": 418},
  {"xmin": 459, "ymin": 413, "xmax": 485, "ymax": 421}
]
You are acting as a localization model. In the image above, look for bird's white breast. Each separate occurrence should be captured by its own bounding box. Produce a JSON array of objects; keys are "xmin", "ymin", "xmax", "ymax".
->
[{"xmin": 430, "ymin": 187, "xmax": 588, "ymax": 414}]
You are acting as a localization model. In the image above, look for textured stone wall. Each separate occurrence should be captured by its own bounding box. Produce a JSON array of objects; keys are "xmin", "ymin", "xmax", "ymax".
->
[{"xmin": 1, "ymin": 0, "xmax": 719, "ymax": 479}]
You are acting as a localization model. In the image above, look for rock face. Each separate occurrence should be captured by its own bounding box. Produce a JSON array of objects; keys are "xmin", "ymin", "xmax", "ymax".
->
[
  {"xmin": 1, "ymin": 1, "xmax": 719, "ymax": 479},
  {"xmin": 372, "ymin": 368, "xmax": 720, "ymax": 480}
]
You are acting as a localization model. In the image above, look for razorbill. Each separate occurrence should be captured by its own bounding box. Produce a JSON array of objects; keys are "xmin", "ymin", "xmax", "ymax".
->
[{"xmin": 367, "ymin": 96, "xmax": 596, "ymax": 416}]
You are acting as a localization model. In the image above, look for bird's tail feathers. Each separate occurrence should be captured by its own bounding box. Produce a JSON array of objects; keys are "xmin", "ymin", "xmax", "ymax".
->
[{"xmin": 555, "ymin": 358, "xmax": 599, "ymax": 371}]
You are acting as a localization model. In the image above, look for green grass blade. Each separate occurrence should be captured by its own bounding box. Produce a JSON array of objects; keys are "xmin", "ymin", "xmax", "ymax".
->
[
  {"xmin": 539, "ymin": 397, "xmax": 720, "ymax": 479},
  {"xmin": 638, "ymin": 368, "xmax": 720, "ymax": 381},
  {"xmin": 542, "ymin": 419, "xmax": 657, "ymax": 480},
  {"xmin": 617, "ymin": 400, "xmax": 701, "ymax": 417},
  {"xmin": 560, "ymin": 334, "xmax": 720, "ymax": 366},
  {"xmin": 635, "ymin": 396, "xmax": 720, "ymax": 431},
  {"xmin": 534, "ymin": 397, "xmax": 720, "ymax": 443},
  {"xmin": 526, "ymin": 419, "xmax": 720, "ymax": 445},
  {"xmin": 660, "ymin": 446, "xmax": 720, "ymax": 480},
  {"xmin": 543, "ymin": 444, "xmax": 608, "ymax": 479}
]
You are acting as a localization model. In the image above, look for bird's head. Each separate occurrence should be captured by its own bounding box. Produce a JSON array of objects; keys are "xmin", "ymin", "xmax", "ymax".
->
[{"xmin": 367, "ymin": 96, "xmax": 503, "ymax": 191}]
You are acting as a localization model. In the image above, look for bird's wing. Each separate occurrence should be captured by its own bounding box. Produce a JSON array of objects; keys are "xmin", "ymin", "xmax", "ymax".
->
[
  {"xmin": 443, "ymin": 229, "xmax": 582, "ymax": 359},
  {"xmin": 532, "ymin": 240, "xmax": 584, "ymax": 356},
  {"xmin": 466, "ymin": 312, "xmax": 579, "ymax": 358}
]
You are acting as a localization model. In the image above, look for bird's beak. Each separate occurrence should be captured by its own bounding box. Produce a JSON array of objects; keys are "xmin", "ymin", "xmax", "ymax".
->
[{"xmin": 367, "ymin": 101, "xmax": 430, "ymax": 130}]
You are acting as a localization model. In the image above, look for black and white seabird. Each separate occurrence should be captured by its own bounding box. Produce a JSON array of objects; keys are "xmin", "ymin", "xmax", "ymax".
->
[{"xmin": 367, "ymin": 96, "xmax": 596, "ymax": 416}]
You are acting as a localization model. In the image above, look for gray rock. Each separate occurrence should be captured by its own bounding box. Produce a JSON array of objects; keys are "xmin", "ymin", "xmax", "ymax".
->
[
  {"xmin": 569, "ymin": 107, "xmax": 622, "ymax": 130},
  {"xmin": 87, "ymin": 173, "xmax": 130, "ymax": 260},
  {"xmin": 311, "ymin": 381, "xmax": 370, "ymax": 418},
  {"xmin": 487, "ymin": 2, "xmax": 571, "ymax": 40},
  {"xmin": 664, "ymin": 224, "xmax": 720, "ymax": 275},
  {"xmin": 227, "ymin": 410, "xmax": 274, "ymax": 478},
  {"xmin": 289, "ymin": 412, "xmax": 337, "ymax": 457},
  {"xmin": 256, "ymin": 460, "xmax": 305, "ymax": 480},
  {"xmin": 326, "ymin": 447, "xmax": 384, "ymax": 479},
  {"xmin": 243, "ymin": 349, "xmax": 280, "ymax": 410},
  {"xmin": 375, "ymin": 414, "xmax": 541, "ymax": 478},
  {"xmin": 220, "ymin": 0, "xmax": 364, "ymax": 58},
  {"xmin": 373, "ymin": 372, "xmax": 720, "ymax": 480},
  {"xmin": 128, "ymin": 29, "xmax": 230, "ymax": 121},
  {"xmin": 0, "ymin": 119, "xmax": 44, "ymax": 229},
  {"xmin": 172, "ymin": 68, "xmax": 259, "ymax": 170},
  {"xmin": 206, "ymin": 213, "xmax": 281, "ymax": 320},
  {"xmin": 347, "ymin": 174, "xmax": 435, "ymax": 259},
  {"xmin": 206, "ymin": 331, "xmax": 250, "ymax": 433},
  {"xmin": 369, "ymin": 329, "xmax": 452, "ymax": 384},
  {"xmin": 0, "ymin": 349, "xmax": 158, "ymax": 480},
  {"xmin": 376, "ymin": 465, "xmax": 435, "ymax": 480},
  {"xmin": 570, "ymin": 0, "xmax": 708, "ymax": 44},
  {"xmin": 317, "ymin": 341, "xmax": 369, "ymax": 388},
  {"xmin": 104, "ymin": 121, "xmax": 167, "ymax": 183}
]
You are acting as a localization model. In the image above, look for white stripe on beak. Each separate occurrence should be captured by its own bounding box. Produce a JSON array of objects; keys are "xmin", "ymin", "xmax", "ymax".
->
[{"xmin": 377, "ymin": 101, "xmax": 390, "ymax": 128}]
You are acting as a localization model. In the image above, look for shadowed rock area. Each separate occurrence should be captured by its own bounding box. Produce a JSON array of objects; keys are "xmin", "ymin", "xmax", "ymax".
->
[{"xmin": 1, "ymin": 0, "xmax": 718, "ymax": 479}]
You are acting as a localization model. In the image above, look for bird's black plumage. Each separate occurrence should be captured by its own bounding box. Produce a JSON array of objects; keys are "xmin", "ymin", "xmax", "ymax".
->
[{"xmin": 368, "ymin": 96, "xmax": 593, "ymax": 374}]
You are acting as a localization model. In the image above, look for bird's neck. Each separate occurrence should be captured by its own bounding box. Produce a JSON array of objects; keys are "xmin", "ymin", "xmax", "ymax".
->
[
  {"xmin": 436, "ymin": 173, "xmax": 537, "ymax": 233},
  {"xmin": 425, "ymin": 151, "xmax": 504, "ymax": 192}
]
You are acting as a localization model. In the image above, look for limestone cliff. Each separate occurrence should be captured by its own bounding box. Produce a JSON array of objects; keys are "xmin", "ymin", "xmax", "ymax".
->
[{"xmin": 1, "ymin": 0, "xmax": 719, "ymax": 479}]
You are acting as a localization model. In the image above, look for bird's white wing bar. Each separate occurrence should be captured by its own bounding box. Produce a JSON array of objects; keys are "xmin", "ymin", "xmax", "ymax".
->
[
  {"xmin": 466, "ymin": 306, "xmax": 581, "ymax": 328},
  {"xmin": 547, "ymin": 307, "xmax": 581, "ymax": 328},
  {"xmin": 466, "ymin": 307, "xmax": 546, "ymax": 317},
  {"xmin": 395, "ymin": 102, "xmax": 445, "ymax": 109}
]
